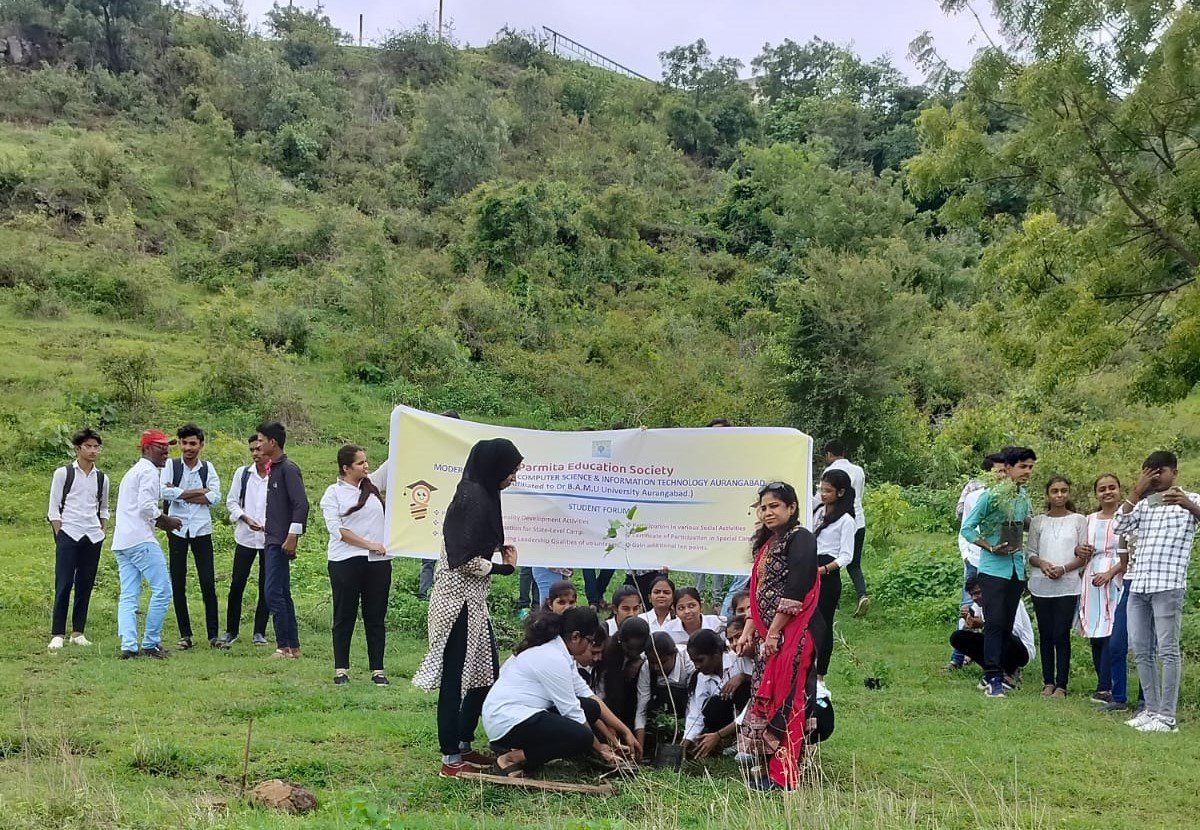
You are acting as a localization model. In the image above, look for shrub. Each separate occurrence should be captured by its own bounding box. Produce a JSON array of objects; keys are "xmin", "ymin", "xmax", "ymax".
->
[
  {"xmin": 413, "ymin": 80, "xmax": 508, "ymax": 204},
  {"xmin": 379, "ymin": 25, "xmax": 458, "ymax": 86},
  {"xmin": 872, "ymin": 544, "xmax": 962, "ymax": 625},
  {"xmin": 863, "ymin": 482, "xmax": 910, "ymax": 548},
  {"xmin": 101, "ymin": 347, "xmax": 154, "ymax": 409},
  {"xmin": 8, "ymin": 283, "xmax": 66, "ymax": 319}
]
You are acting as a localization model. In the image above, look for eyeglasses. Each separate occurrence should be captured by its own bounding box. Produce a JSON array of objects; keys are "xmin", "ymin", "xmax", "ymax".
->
[{"xmin": 757, "ymin": 481, "xmax": 793, "ymax": 496}]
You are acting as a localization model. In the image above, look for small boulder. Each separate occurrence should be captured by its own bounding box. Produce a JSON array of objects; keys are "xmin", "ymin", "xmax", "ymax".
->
[{"xmin": 249, "ymin": 779, "xmax": 317, "ymax": 814}]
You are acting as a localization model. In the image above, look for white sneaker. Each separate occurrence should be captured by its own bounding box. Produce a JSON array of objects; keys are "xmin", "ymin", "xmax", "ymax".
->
[
  {"xmin": 1125, "ymin": 711, "xmax": 1154, "ymax": 728},
  {"xmin": 1136, "ymin": 715, "xmax": 1179, "ymax": 733},
  {"xmin": 69, "ymin": 634, "xmax": 92, "ymax": 646},
  {"xmin": 48, "ymin": 636, "xmax": 65, "ymax": 651}
]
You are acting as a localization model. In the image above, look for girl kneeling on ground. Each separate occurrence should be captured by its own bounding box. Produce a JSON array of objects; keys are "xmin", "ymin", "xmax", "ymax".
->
[{"xmin": 482, "ymin": 606, "xmax": 641, "ymax": 777}]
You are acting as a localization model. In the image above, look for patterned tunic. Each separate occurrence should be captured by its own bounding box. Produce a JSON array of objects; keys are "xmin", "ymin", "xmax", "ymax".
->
[
  {"xmin": 413, "ymin": 548, "xmax": 501, "ymax": 692},
  {"xmin": 1077, "ymin": 513, "xmax": 1123, "ymax": 638}
]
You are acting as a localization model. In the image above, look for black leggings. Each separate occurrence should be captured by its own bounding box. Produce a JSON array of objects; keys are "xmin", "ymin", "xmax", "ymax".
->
[
  {"xmin": 497, "ymin": 710, "xmax": 594, "ymax": 772},
  {"xmin": 815, "ymin": 560, "xmax": 841, "ymax": 676},
  {"xmin": 437, "ymin": 607, "xmax": 497, "ymax": 756},
  {"xmin": 328, "ymin": 556, "xmax": 392, "ymax": 671},
  {"xmin": 1032, "ymin": 594, "xmax": 1077, "ymax": 689}
]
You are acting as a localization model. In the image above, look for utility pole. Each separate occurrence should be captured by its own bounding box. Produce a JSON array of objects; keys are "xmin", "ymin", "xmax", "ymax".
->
[
  {"xmin": 358, "ymin": 13, "xmax": 363, "ymax": 46},
  {"xmin": 438, "ymin": 0, "xmax": 444, "ymax": 41}
]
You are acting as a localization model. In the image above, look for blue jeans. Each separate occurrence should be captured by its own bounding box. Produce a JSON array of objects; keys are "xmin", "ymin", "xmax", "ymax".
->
[
  {"xmin": 950, "ymin": 561, "xmax": 979, "ymax": 664},
  {"xmin": 1108, "ymin": 587, "xmax": 1147, "ymax": 705},
  {"xmin": 720, "ymin": 573, "xmax": 750, "ymax": 618},
  {"xmin": 113, "ymin": 541, "xmax": 172, "ymax": 652},
  {"xmin": 1128, "ymin": 588, "xmax": 1186, "ymax": 720},
  {"xmin": 532, "ymin": 568, "xmax": 560, "ymax": 607},
  {"xmin": 582, "ymin": 569, "xmax": 615, "ymax": 605},
  {"xmin": 264, "ymin": 544, "xmax": 299, "ymax": 648}
]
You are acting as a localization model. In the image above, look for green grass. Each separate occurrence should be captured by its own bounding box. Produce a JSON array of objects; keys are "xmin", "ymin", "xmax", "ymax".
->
[{"xmin": 2, "ymin": 502, "xmax": 1199, "ymax": 830}]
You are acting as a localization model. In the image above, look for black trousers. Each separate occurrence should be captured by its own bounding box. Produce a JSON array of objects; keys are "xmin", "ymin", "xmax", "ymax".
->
[
  {"xmin": 949, "ymin": 629, "xmax": 1029, "ymax": 675},
  {"xmin": 1032, "ymin": 594, "xmax": 1077, "ymax": 689},
  {"xmin": 845, "ymin": 527, "xmax": 868, "ymax": 599},
  {"xmin": 979, "ymin": 573, "xmax": 1024, "ymax": 679},
  {"xmin": 701, "ymin": 682, "xmax": 752, "ymax": 734},
  {"xmin": 168, "ymin": 533, "xmax": 218, "ymax": 640},
  {"xmin": 328, "ymin": 556, "xmax": 392, "ymax": 671},
  {"xmin": 815, "ymin": 560, "xmax": 841, "ymax": 676},
  {"xmin": 497, "ymin": 710, "xmax": 595, "ymax": 771},
  {"xmin": 226, "ymin": 545, "xmax": 270, "ymax": 638},
  {"xmin": 437, "ymin": 607, "xmax": 498, "ymax": 756},
  {"xmin": 51, "ymin": 533, "xmax": 102, "ymax": 635}
]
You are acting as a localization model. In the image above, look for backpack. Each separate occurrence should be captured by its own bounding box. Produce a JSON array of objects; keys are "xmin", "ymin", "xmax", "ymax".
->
[
  {"xmin": 237, "ymin": 465, "xmax": 252, "ymax": 508},
  {"xmin": 162, "ymin": 458, "xmax": 212, "ymax": 516},
  {"xmin": 57, "ymin": 465, "xmax": 106, "ymax": 520}
]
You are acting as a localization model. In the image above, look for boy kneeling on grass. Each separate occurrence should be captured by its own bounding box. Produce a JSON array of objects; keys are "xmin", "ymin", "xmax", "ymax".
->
[{"xmin": 681, "ymin": 629, "xmax": 751, "ymax": 759}]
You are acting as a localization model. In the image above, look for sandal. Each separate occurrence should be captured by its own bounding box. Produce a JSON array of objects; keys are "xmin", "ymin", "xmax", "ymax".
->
[
  {"xmin": 1041, "ymin": 684, "xmax": 1055, "ymax": 697},
  {"xmin": 489, "ymin": 758, "xmax": 525, "ymax": 778}
]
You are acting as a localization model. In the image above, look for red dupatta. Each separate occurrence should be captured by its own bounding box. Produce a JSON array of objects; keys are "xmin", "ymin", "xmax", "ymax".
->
[{"xmin": 742, "ymin": 528, "xmax": 821, "ymax": 789}]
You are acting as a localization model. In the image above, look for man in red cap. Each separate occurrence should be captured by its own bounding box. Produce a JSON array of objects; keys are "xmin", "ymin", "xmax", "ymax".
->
[{"xmin": 110, "ymin": 430, "xmax": 182, "ymax": 658}]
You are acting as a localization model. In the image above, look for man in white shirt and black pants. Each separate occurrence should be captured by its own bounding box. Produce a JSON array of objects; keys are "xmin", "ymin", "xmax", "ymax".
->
[
  {"xmin": 823, "ymin": 440, "xmax": 870, "ymax": 616},
  {"xmin": 222, "ymin": 434, "xmax": 271, "ymax": 646},
  {"xmin": 46, "ymin": 428, "xmax": 111, "ymax": 650},
  {"xmin": 160, "ymin": 423, "xmax": 224, "ymax": 650}
]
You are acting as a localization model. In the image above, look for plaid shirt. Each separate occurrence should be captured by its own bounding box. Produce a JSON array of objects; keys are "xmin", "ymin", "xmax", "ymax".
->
[{"xmin": 1114, "ymin": 492, "xmax": 1200, "ymax": 593}]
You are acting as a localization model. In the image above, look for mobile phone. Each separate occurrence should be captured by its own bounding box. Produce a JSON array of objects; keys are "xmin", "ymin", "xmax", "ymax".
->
[{"xmin": 1145, "ymin": 492, "xmax": 1165, "ymax": 508}]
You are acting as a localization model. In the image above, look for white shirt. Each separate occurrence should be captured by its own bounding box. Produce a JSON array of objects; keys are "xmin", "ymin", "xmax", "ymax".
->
[
  {"xmin": 662, "ymin": 614, "xmax": 726, "ymax": 646},
  {"xmin": 971, "ymin": 599, "xmax": 1036, "ymax": 658},
  {"xmin": 483, "ymin": 638, "xmax": 594, "ymax": 742},
  {"xmin": 825, "ymin": 458, "xmax": 866, "ymax": 530},
  {"xmin": 111, "ymin": 458, "xmax": 163, "ymax": 550},
  {"xmin": 640, "ymin": 609, "xmax": 677, "ymax": 636},
  {"xmin": 47, "ymin": 461, "xmax": 109, "ymax": 543},
  {"xmin": 813, "ymin": 508, "xmax": 856, "ymax": 568},
  {"xmin": 682, "ymin": 652, "xmax": 748, "ymax": 741},
  {"xmin": 226, "ymin": 464, "xmax": 269, "ymax": 549},
  {"xmin": 319, "ymin": 478, "xmax": 388, "ymax": 562},
  {"xmin": 161, "ymin": 458, "xmax": 221, "ymax": 538},
  {"xmin": 369, "ymin": 459, "xmax": 389, "ymax": 494},
  {"xmin": 957, "ymin": 488, "xmax": 986, "ymax": 567},
  {"xmin": 1026, "ymin": 513, "xmax": 1088, "ymax": 598}
]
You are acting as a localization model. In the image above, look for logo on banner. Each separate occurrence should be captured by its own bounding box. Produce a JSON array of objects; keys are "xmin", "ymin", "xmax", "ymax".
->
[
  {"xmin": 591, "ymin": 440, "xmax": 613, "ymax": 459},
  {"xmin": 405, "ymin": 480, "xmax": 438, "ymax": 520}
]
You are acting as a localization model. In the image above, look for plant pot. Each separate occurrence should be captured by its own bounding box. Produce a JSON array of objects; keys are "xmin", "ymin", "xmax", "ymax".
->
[{"xmin": 653, "ymin": 743, "xmax": 684, "ymax": 771}]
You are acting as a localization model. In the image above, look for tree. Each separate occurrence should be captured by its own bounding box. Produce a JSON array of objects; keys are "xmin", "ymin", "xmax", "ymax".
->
[
  {"xmin": 379, "ymin": 23, "xmax": 458, "ymax": 86},
  {"xmin": 413, "ymin": 80, "xmax": 508, "ymax": 204},
  {"xmin": 907, "ymin": 1, "xmax": 1200, "ymax": 402},
  {"xmin": 659, "ymin": 39, "xmax": 743, "ymax": 108},
  {"xmin": 265, "ymin": 2, "xmax": 346, "ymax": 70}
]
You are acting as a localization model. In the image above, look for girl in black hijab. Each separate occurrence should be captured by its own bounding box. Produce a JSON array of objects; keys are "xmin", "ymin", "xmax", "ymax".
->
[{"xmin": 413, "ymin": 438, "xmax": 523, "ymax": 777}]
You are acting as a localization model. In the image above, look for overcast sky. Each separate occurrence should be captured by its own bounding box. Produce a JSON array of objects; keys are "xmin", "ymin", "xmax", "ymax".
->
[{"xmin": 240, "ymin": 0, "xmax": 995, "ymax": 80}]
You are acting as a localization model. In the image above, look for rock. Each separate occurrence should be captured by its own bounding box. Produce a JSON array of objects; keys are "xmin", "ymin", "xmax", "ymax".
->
[
  {"xmin": 248, "ymin": 779, "xmax": 317, "ymax": 814},
  {"xmin": 6, "ymin": 37, "xmax": 22, "ymax": 65}
]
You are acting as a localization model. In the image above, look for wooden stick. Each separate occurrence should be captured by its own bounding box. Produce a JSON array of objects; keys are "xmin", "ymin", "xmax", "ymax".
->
[
  {"xmin": 458, "ymin": 772, "xmax": 615, "ymax": 795},
  {"xmin": 239, "ymin": 718, "xmax": 254, "ymax": 798}
]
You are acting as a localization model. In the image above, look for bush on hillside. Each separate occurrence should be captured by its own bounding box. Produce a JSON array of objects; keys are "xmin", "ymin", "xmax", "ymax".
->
[
  {"xmin": 379, "ymin": 25, "xmax": 458, "ymax": 86},
  {"xmin": 9, "ymin": 283, "xmax": 66, "ymax": 319},
  {"xmin": 871, "ymin": 544, "xmax": 962, "ymax": 625}
]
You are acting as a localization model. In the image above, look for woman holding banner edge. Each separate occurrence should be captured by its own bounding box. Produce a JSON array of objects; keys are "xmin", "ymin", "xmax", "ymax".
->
[
  {"xmin": 735, "ymin": 481, "xmax": 821, "ymax": 791},
  {"xmin": 413, "ymin": 438, "xmax": 524, "ymax": 777}
]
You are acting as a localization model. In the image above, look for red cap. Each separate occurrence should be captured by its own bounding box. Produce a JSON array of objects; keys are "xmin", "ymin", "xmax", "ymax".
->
[{"xmin": 140, "ymin": 429, "xmax": 177, "ymax": 449}]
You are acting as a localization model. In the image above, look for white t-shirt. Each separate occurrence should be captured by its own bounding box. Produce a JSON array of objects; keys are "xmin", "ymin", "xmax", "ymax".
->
[
  {"xmin": 640, "ymin": 609, "xmax": 677, "ymax": 636},
  {"xmin": 1026, "ymin": 513, "xmax": 1087, "ymax": 598},
  {"xmin": 957, "ymin": 488, "xmax": 986, "ymax": 567},
  {"xmin": 319, "ymin": 478, "xmax": 388, "ymax": 562},
  {"xmin": 483, "ymin": 638, "xmax": 594, "ymax": 741},
  {"xmin": 824, "ymin": 458, "xmax": 866, "ymax": 530},
  {"xmin": 111, "ymin": 458, "xmax": 163, "ymax": 551},
  {"xmin": 812, "ymin": 507, "xmax": 856, "ymax": 568}
]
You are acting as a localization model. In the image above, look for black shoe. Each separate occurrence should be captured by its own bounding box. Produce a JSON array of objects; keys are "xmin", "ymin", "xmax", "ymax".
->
[
  {"xmin": 140, "ymin": 644, "xmax": 170, "ymax": 659},
  {"xmin": 372, "ymin": 673, "xmax": 390, "ymax": 686},
  {"xmin": 334, "ymin": 674, "xmax": 349, "ymax": 686},
  {"xmin": 177, "ymin": 637, "xmax": 193, "ymax": 650},
  {"xmin": 119, "ymin": 649, "xmax": 139, "ymax": 660},
  {"xmin": 221, "ymin": 632, "xmax": 238, "ymax": 647},
  {"xmin": 210, "ymin": 637, "xmax": 230, "ymax": 650}
]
